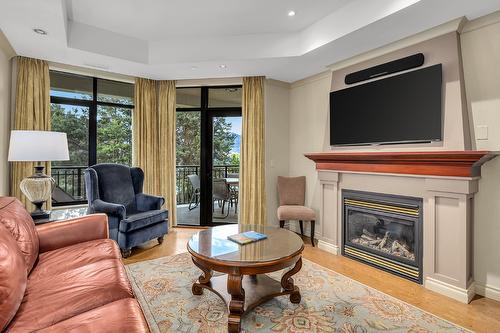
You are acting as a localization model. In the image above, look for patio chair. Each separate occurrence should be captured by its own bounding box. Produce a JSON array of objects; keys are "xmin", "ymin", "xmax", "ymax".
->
[
  {"xmin": 213, "ymin": 178, "xmax": 232, "ymax": 218},
  {"xmin": 187, "ymin": 174, "xmax": 200, "ymax": 211}
]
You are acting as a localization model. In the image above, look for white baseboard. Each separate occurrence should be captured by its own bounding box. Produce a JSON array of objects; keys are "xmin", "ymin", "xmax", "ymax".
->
[
  {"xmin": 425, "ymin": 277, "xmax": 475, "ymax": 303},
  {"xmin": 475, "ymin": 282, "xmax": 500, "ymax": 302},
  {"xmin": 317, "ymin": 239, "xmax": 339, "ymax": 255}
]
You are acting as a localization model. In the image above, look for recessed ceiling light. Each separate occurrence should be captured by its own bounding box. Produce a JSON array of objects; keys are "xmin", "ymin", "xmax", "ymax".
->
[
  {"xmin": 288, "ymin": 10, "xmax": 296, "ymax": 17},
  {"xmin": 33, "ymin": 28, "xmax": 47, "ymax": 35},
  {"xmin": 191, "ymin": 66, "xmax": 198, "ymax": 70},
  {"xmin": 219, "ymin": 64, "xmax": 227, "ymax": 69}
]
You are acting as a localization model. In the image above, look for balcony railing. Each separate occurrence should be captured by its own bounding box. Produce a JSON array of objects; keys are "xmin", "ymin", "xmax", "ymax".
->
[
  {"xmin": 51, "ymin": 166, "xmax": 87, "ymax": 206},
  {"xmin": 51, "ymin": 164, "xmax": 239, "ymax": 206}
]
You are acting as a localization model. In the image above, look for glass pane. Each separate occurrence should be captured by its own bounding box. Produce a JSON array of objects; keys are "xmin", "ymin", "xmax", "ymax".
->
[
  {"xmin": 176, "ymin": 111, "xmax": 201, "ymax": 225},
  {"xmin": 50, "ymin": 71, "xmax": 92, "ymax": 100},
  {"xmin": 208, "ymin": 87, "xmax": 242, "ymax": 108},
  {"xmin": 97, "ymin": 79, "xmax": 134, "ymax": 105},
  {"xmin": 97, "ymin": 105, "xmax": 132, "ymax": 165},
  {"xmin": 212, "ymin": 116, "xmax": 241, "ymax": 224},
  {"xmin": 50, "ymin": 102, "xmax": 89, "ymax": 205},
  {"xmin": 176, "ymin": 88, "xmax": 201, "ymax": 108}
]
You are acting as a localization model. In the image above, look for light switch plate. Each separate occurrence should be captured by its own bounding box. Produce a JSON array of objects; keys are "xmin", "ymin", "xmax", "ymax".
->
[{"xmin": 476, "ymin": 125, "xmax": 488, "ymax": 140}]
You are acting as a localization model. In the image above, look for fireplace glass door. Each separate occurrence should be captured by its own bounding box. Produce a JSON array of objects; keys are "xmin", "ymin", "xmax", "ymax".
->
[{"xmin": 342, "ymin": 190, "xmax": 423, "ymax": 283}]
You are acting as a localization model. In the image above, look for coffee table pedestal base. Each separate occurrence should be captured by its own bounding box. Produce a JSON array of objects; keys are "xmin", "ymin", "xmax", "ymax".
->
[{"xmin": 193, "ymin": 273, "xmax": 301, "ymax": 333}]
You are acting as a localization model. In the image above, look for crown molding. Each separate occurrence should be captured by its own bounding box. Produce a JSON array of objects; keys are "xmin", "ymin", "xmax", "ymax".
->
[
  {"xmin": 290, "ymin": 70, "xmax": 332, "ymax": 89},
  {"xmin": 461, "ymin": 10, "xmax": 500, "ymax": 33}
]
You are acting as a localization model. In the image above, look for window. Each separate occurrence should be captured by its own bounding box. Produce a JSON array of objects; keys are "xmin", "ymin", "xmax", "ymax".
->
[{"xmin": 50, "ymin": 71, "xmax": 134, "ymax": 206}]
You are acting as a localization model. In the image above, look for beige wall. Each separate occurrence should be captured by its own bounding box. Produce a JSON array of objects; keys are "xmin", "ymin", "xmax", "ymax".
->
[
  {"xmin": 461, "ymin": 12, "xmax": 500, "ymax": 301},
  {"xmin": 264, "ymin": 79, "xmax": 290, "ymax": 226},
  {"xmin": 289, "ymin": 71, "xmax": 332, "ymax": 231},
  {"xmin": 0, "ymin": 30, "xmax": 14, "ymax": 196},
  {"xmin": 286, "ymin": 13, "xmax": 500, "ymax": 301},
  {"xmin": 330, "ymin": 32, "xmax": 470, "ymax": 152}
]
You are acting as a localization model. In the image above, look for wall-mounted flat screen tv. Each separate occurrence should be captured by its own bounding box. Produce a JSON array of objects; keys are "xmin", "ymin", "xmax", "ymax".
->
[{"xmin": 330, "ymin": 64, "xmax": 442, "ymax": 146}]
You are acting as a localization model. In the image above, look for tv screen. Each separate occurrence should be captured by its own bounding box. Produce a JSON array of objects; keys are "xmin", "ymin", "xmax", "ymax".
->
[{"xmin": 330, "ymin": 64, "xmax": 442, "ymax": 146}]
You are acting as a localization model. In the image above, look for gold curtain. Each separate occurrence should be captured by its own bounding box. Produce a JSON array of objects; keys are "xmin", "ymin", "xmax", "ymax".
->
[
  {"xmin": 133, "ymin": 78, "xmax": 177, "ymax": 226},
  {"xmin": 240, "ymin": 76, "xmax": 266, "ymax": 226},
  {"xmin": 10, "ymin": 57, "xmax": 51, "ymax": 210}
]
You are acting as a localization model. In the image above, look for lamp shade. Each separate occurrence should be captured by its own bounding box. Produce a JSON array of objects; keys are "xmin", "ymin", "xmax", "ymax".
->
[{"xmin": 8, "ymin": 130, "xmax": 69, "ymax": 162}]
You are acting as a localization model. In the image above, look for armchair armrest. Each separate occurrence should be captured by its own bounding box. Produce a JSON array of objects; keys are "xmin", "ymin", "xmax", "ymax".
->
[
  {"xmin": 136, "ymin": 193, "xmax": 165, "ymax": 211},
  {"xmin": 36, "ymin": 214, "xmax": 109, "ymax": 253},
  {"xmin": 92, "ymin": 199, "xmax": 126, "ymax": 220}
]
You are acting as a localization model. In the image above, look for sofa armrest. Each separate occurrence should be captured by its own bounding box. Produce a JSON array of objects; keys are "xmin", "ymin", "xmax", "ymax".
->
[
  {"xmin": 136, "ymin": 193, "xmax": 165, "ymax": 211},
  {"xmin": 36, "ymin": 214, "xmax": 109, "ymax": 253},
  {"xmin": 92, "ymin": 199, "xmax": 126, "ymax": 220}
]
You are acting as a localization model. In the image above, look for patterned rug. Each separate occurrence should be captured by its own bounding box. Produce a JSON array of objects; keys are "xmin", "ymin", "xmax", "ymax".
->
[{"xmin": 125, "ymin": 252, "xmax": 470, "ymax": 333}]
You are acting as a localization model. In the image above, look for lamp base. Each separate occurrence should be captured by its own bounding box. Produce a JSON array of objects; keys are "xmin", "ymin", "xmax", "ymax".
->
[
  {"xmin": 31, "ymin": 201, "xmax": 50, "ymax": 220},
  {"xmin": 20, "ymin": 165, "xmax": 55, "ymax": 220}
]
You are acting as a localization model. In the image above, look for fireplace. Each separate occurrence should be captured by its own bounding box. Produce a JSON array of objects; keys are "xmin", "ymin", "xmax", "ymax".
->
[{"xmin": 342, "ymin": 190, "xmax": 423, "ymax": 283}]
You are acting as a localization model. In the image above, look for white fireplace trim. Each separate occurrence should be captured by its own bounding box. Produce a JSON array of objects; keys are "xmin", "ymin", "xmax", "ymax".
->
[
  {"xmin": 316, "ymin": 169, "xmax": 478, "ymax": 303},
  {"xmin": 425, "ymin": 277, "xmax": 476, "ymax": 303},
  {"xmin": 317, "ymin": 239, "xmax": 340, "ymax": 255}
]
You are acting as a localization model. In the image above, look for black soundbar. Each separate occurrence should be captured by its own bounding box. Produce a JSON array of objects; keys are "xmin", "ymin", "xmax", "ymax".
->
[{"xmin": 345, "ymin": 53, "xmax": 425, "ymax": 85}]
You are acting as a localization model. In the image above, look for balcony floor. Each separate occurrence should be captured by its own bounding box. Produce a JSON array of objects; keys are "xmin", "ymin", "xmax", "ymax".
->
[{"xmin": 176, "ymin": 203, "xmax": 238, "ymax": 226}]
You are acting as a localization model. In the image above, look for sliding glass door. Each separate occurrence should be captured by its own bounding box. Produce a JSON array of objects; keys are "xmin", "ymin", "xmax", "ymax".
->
[{"xmin": 176, "ymin": 86, "xmax": 242, "ymax": 226}]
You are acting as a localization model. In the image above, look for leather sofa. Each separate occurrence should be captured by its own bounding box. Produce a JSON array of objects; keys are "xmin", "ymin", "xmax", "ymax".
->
[
  {"xmin": 85, "ymin": 163, "xmax": 169, "ymax": 258},
  {"xmin": 0, "ymin": 197, "xmax": 150, "ymax": 333}
]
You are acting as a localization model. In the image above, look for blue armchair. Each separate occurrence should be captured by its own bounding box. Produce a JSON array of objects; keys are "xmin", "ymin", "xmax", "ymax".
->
[{"xmin": 84, "ymin": 163, "xmax": 168, "ymax": 258}]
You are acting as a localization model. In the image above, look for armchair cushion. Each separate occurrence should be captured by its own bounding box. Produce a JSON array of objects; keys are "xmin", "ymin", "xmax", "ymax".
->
[
  {"xmin": 36, "ymin": 214, "xmax": 109, "ymax": 253},
  {"xmin": 119, "ymin": 209, "xmax": 168, "ymax": 233},
  {"xmin": 0, "ymin": 197, "xmax": 39, "ymax": 274}
]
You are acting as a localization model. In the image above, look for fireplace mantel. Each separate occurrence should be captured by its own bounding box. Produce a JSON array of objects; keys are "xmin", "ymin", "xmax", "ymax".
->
[{"xmin": 304, "ymin": 151, "xmax": 497, "ymax": 177}]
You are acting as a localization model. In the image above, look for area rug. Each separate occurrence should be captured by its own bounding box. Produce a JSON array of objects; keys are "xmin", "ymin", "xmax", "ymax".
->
[{"xmin": 125, "ymin": 252, "xmax": 470, "ymax": 333}]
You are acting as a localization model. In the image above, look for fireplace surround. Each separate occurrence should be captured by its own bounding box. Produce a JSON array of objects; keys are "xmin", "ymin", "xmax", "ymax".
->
[
  {"xmin": 305, "ymin": 151, "xmax": 497, "ymax": 303},
  {"xmin": 342, "ymin": 190, "xmax": 423, "ymax": 283}
]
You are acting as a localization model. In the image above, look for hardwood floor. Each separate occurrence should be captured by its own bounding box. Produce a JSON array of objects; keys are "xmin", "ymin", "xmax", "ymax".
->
[{"xmin": 123, "ymin": 227, "xmax": 500, "ymax": 332}]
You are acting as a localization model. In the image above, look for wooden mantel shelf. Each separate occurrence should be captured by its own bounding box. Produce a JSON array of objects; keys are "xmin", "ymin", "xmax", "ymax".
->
[{"xmin": 304, "ymin": 151, "xmax": 498, "ymax": 178}]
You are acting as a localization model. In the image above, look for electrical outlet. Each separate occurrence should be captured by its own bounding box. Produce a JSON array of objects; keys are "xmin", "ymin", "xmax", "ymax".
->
[{"xmin": 476, "ymin": 125, "xmax": 488, "ymax": 140}]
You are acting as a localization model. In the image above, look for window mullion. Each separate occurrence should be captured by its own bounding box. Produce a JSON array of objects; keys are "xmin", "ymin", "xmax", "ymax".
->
[{"xmin": 89, "ymin": 77, "xmax": 98, "ymax": 166}]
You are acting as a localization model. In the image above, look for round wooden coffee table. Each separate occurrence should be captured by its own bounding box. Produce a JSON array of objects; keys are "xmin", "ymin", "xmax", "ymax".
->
[{"xmin": 187, "ymin": 224, "xmax": 304, "ymax": 333}]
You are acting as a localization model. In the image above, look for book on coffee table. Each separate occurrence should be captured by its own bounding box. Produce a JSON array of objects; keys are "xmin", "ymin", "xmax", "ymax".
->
[{"xmin": 228, "ymin": 231, "xmax": 267, "ymax": 245}]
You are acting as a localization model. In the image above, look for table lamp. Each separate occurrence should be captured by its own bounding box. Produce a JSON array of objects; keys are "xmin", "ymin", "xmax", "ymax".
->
[{"xmin": 8, "ymin": 130, "xmax": 69, "ymax": 218}]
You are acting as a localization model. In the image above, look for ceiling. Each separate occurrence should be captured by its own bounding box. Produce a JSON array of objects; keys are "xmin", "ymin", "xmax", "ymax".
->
[{"xmin": 1, "ymin": 0, "xmax": 499, "ymax": 83}]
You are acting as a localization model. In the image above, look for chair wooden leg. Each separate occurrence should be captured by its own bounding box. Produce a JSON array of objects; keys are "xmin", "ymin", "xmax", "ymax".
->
[
  {"xmin": 299, "ymin": 220, "xmax": 304, "ymax": 236},
  {"xmin": 279, "ymin": 220, "xmax": 285, "ymax": 228},
  {"xmin": 310, "ymin": 220, "xmax": 315, "ymax": 247},
  {"xmin": 121, "ymin": 248, "xmax": 132, "ymax": 258},
  {"xmin": 158, "ymin": 236, "xmax": 164, "ymax": 245}
]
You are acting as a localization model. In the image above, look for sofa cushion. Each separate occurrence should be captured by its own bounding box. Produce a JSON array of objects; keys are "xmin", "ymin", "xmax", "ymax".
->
[
  {"xmin": 0, "ymin": 197, "xmax": 39, "ymax": 273},
  {"xmin": 0, "ymin": 224, "xmax": 27, "ymax": 332},
  {"xmin": 36, "ymin": 298, "xmax": 149, "ymax": 333},
  {"xmin": 120, "ymin": 209, "xmax": 168, "ymax": 233},
  {"xmin": 277, "ymin": 205, "xmax": 316, "ymax": 221},
  {"xmin": 6, "ymin": 259, "xmax": 134, "ymax": 332},
  {"xmin": 29, "ymin": 239, "xmax": 120, "ymax": 281}
]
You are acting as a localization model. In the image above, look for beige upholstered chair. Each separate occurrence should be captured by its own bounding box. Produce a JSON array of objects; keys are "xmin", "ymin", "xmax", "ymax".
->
[{"xmin": 277, "ymin": 176, "xmax": 316, "ymax": 246}]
